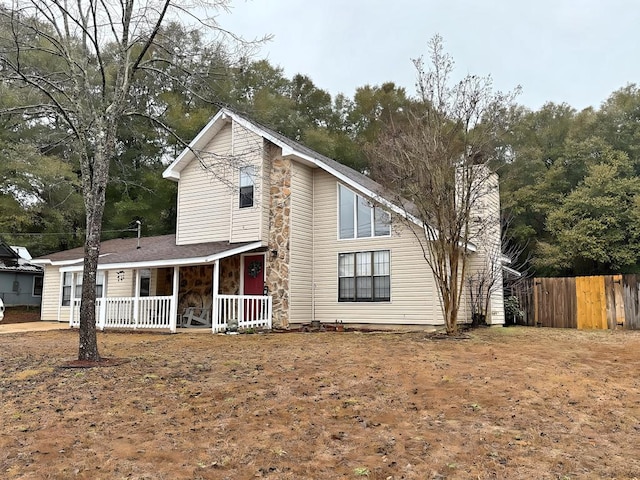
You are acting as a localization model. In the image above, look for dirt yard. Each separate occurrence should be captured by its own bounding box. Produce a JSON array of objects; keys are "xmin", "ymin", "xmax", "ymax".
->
[
  {"xmin": 1, "ymin": 326, "xmax": 639, "ymax": 480},
  {"xmin": 1, "ymin": 307, "xmax": 41, "ymax": 324}
]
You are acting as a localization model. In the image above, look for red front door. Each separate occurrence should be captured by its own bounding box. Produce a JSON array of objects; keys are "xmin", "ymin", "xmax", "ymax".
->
[
  {"xmin": 243, "ymin": 254, "xmax": 264, "ymax": 295},
  {"xmin": 243, "ymin": 254, "xmax": 265, "ymax": 322}
]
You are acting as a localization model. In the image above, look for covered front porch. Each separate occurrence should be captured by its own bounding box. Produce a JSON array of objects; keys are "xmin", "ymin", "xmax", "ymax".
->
[{"xmin": 64, "ymin": 243, "xmax": 273, "ymax": 333}]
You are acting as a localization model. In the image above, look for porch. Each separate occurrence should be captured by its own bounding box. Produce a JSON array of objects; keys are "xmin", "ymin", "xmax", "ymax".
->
[
  {"xmin": 70, "ymin": 294, "xmax": 272, "ymax": 333},
  {"xmin": 64, "ymin": 247, "xmax": 273, "ymax": 333}
]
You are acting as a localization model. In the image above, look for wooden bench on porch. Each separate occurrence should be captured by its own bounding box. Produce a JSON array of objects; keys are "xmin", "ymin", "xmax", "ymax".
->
[{"xmin": 181, "ymin": 307, "xmax": 211, "ymax": 327}]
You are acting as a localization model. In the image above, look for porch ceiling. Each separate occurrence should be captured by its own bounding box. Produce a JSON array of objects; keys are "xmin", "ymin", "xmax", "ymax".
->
[{"xmin": 33, "ymin": 234, "xmax": 262, "ymax": 269}]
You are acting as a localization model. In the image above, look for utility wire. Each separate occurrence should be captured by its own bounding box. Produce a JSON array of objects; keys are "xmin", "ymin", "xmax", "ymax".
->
[{"xmin": 0, "ymin": 228, "xmax": 138, "ymax": 236}]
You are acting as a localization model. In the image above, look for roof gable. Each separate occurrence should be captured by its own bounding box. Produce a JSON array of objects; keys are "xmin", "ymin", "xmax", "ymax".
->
[
  {"xmin": 161, "ymin": 108, "xmax": 477, "ymax": 251},
  {"xmin": 162, "ymin": 107, "xmax": 417, "ymax": 223},
  {"xmin": 162, "ymin": 109, "xmax": 233, "ymax": 181}
]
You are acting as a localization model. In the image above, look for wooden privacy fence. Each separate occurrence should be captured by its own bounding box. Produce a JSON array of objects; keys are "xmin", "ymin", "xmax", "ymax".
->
[{"xmin": 519, "ymin": 275, "xmax": 640, "ymax": 330}]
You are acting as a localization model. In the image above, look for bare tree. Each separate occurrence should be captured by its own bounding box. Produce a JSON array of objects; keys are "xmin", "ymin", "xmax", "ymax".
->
[
  {"xmin": 367, "ymin": 35, "xmax": 519, "ymax": 334},
  {"xmin": 0, "ymin": 0, "xmax": 264, "ymax": 361}
]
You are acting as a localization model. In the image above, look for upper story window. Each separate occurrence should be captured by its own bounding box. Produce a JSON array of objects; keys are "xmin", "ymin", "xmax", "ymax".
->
[
  {"xmin": 338, "ymin": 184, "xmax": 391, "ymax": 239},
  {"xmin": 239, "ymin": 165, "xmax": 255, "ymax": 208}
]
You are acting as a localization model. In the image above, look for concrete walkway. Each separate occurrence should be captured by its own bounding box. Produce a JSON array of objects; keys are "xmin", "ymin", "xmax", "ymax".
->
[
  {"xmin": 0, "ymin": 322, "xmax": 215, "ymax": 335},
  {"xmin": 0, "ymin": 321, "xmax": 69, "ymax": 335}
]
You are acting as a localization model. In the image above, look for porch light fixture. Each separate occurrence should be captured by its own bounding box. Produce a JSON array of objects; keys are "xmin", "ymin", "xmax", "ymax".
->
[{"xmin": 271, "ymin": 249, "xmax": 278, "ymax": 258}]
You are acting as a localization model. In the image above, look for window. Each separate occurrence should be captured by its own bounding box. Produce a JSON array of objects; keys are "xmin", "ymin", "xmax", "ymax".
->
[
  {"xmin": 338, "ymin": 184, "xmax": 390, "ymax": 239},
  {"xmin": 32, "ymin": 276, "xmax": 43, "ymax": 297},
  {"xmin": 62, "ymin": 272, "xmax": 72, "ymax": 306},
  {"xmin": 339, "ymin": 185, "xmax": 355, "ymax": 238},
  {"xmin": 62, "ymin": 271, "xmax": 104, "ymax": 305},
  {"xmin": 338, "ymin": 250, "xmax": 390, "ymax": 302},
  {"xmin": 74, "ymin": 274, "xmax": 83, "ymax": 298},
  {"xmin": 139, "ymin": 269, "xmax": 151, "ymax": 297},
  {"xmin": 239, "ymin": 166, "xmax": 255, "ymax": 208}
]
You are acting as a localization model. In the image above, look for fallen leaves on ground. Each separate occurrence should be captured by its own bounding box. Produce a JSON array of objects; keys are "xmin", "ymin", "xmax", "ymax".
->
[{"xmin": 1, "ymin": 326, "xmax": 639, "ymax": 479}]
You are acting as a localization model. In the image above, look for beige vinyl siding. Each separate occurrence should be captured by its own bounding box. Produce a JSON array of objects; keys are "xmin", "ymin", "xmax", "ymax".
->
[
  {"xmin": 230, "ymin": 123, "xmax": 263, "ymax": 242},
  {"xmin": 104, "ymin": 269, "xmax": 134, "ymax": 297},
  {"xmin": 176, "ymin": 120, "xmax": 266, "ymax": 245},
  {"xmin": 485, "ymin": 173, "xmax": 505, "ymax": 324},
  {"xmin": 311, "ymin": 169, "xmax": 443, "ymax": 325},
  {"xmin": 40, "ymin": 266, "xmax": 62, "ymax": 321},
  {"xmin": 464, "ymin": 251, "xmax": 504, "ymax": 325},
  {"xmin": 176, "ymin": 122, "xmax": 233, "ymax": 244},
  {"xmin": 289, "ymin": 162, "xmax": 313, "ymax": 323},
  {"xmin": 466, "ymin": 171, "xmax": 504, "ymax": 325}
]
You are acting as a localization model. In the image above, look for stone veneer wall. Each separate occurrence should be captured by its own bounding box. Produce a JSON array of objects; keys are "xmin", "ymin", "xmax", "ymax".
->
[
  {"xmin": 266, "ymin": 154, "xmax": 291, "ymax": 328},
  {"xmin": 219, "ymin": 256, "xmax": 240, "ymax": 295},
  {"xmin": 177, "ymin": 265, "xmax": 213, "ymax": 314}
]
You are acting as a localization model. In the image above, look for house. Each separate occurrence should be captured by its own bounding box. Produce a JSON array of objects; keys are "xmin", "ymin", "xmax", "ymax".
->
[
  {"xmin": 33, "ymin": 108, "xmax": 504, "ymax": 331},
  {"xmin": 0, "ymin": 241, "xmax": 43, "ymax": 307}
]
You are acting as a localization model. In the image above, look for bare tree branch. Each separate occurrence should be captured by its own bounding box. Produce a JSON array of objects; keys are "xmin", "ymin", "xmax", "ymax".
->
[{"xmin": 0, "ymin": 0, "xmax": 266, "ymax": 360}]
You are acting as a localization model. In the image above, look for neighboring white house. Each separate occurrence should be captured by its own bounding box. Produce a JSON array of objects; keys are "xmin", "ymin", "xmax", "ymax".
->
[{"xmin": 32, "ymin": 108, "xmax": 505, "ymax": 331}]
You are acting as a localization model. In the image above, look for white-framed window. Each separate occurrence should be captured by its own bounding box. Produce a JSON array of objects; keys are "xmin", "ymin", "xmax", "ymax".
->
[
  {"xmin": 61, "ymin": 271, "xmax": 104, "ymax": 306},
  {"xmin": 62, "ymin": 272, "xmax": 72, "ymax": 306},
  {"xmin": 32, "ymin": 276, "xmax": 43, "ymax": 297},
  {"xmin": 338, "ymin": 250, "xmax": 390, "ymax": 302},
  {"xmin": 338, "ymin": 184, "xmax": 391, "ymax": 239},
  {"xmin": 74, "ymin": 274, "xmax": 83, "ymax": 298},
  {"xmin": 239, "ymin": 165, "xmax": 255, "ymax": 208}
]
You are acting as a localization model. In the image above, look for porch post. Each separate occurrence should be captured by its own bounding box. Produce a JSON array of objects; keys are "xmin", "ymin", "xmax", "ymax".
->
[
  {"xmin": 211, "ymin": 259, "xmax": 220, "ymax": 333},
  {"xmin": 66, "ymin": 271, "xmax": 73, "ymax": 326},
  {"xmin": 169, "ymin": 266, "xmax": 179, "ymax": 333},
  {"xmin": 133, "ymin": 269, "xmax": 140, "ymax": 329},
  {"xmin": 98, "ymin": 270, "xmax": 107, "ymax": 330},
  {"xmin": 97, "ymin": 299, "xmax": 105, "ymax": 330},
  {"xmin": 70, "ymin": 272, "xmax": 77, "ymax": 326}
]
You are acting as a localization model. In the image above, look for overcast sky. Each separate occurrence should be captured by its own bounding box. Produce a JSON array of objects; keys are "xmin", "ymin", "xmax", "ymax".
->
[{"xmin": 217, "ymin": 0, "xmax": 639, "ymax": 111}]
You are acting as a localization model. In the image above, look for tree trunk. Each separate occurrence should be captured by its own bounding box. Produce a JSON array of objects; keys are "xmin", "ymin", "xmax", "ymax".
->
[
  {"xmin": 78, "ymin": 228, "xmax": 101, "ymax": 361},
  {"xmin": 445, "ymin": 301, "xmax": 459, "ymax": 335},
  {"xmin": 77, "ymin": 144, "xmax": 110, "ymax": 362}
]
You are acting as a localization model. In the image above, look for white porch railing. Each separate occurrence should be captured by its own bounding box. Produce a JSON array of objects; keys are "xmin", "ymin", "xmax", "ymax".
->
[
  {"xmin": 69, "ymin": 294, "xmax": 272, "ymax": 333},
  {"xmin": 70, "ymin": 296, "xmax": 173, "ymax": 330},
  {"xmin": 214, "ymin": 295, "xmax": 272, "ymax": 333}
]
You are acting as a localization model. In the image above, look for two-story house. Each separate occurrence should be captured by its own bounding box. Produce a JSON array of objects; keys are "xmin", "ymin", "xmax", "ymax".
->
[{"xmin": 34, "ymin": 108, "xmax": 505, "ymax": 331}]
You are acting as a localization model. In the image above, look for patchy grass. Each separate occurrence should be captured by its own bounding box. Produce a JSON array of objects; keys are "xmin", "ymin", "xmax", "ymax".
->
[{"xmin": 1, "ymin": 327, "xmax": 640, "ymax": 479}]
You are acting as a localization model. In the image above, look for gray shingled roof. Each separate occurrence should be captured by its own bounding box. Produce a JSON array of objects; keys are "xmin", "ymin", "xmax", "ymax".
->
[
  {"xmin": 34, "ymin": 234, "xmax": 257, "ymax": 266},
  {"xmin": 229, "ymin": 108, "xmax": 419, "ymax": 218},
  {"xmin": 236, "ymin": 110, "xmax": 387, "ymax": 196}
]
